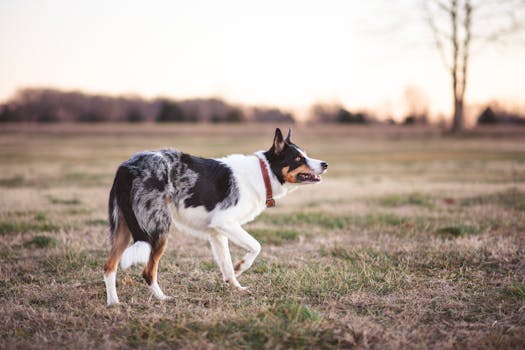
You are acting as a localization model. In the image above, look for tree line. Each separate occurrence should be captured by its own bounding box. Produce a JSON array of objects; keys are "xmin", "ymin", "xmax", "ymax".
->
[
  {"xmin": 0, "ymin": 88, "xmax": 294, "ymax": 124},
  {"xmin": 1, "ymin": 87, "xmax": 523, "ymax": 126}
]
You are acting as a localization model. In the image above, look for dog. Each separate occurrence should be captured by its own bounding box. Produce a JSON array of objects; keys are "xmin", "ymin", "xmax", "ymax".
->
[{"xmin": 103, "ymin": 128, "xmax": 328, "ymax": 305}]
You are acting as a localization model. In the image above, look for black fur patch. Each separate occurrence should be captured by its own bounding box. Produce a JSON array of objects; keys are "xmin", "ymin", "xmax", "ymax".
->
[
  {"xmin": 111, "ymin": 165, "xmax": 152, "ymax": 243},
  {"xmin": 143, "ymin": 175, "xmax": 166, "ymax": 192},
  {"xmin": 180, "ymin": 153, "xmax": 239, "ymax": 211},
  {"xmin": 108, "ymin": 180, "xmax": 117, "ymax": 240}
]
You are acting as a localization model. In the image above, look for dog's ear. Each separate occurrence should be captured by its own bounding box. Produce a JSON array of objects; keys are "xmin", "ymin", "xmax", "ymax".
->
[
  {"xmin": 272, "ymin": 128, "xmax": 286, "ymax": 155},
  {"xmin": 285, "ymin": 128, "xmax": 292, "ymax": 144}
]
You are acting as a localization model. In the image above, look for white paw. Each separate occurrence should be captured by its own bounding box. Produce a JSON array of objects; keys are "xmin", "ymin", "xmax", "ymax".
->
[
  {"xmin": 157, "ymin": 294, "xmax": 172, "ymax": 301},
  {"xmin": 150, "ymin": 282, "xmax": 170, "ymax": 300},
  {"xmin": 236, "ymin": 285, "xmax": 249, "ymax": 292},
  {"xmin": 107, "ymin": 299, "xmax": 120, "ymax": 307}
]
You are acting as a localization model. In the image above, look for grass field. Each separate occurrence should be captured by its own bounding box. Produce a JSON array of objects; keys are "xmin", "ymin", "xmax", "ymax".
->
[{"xmin": 1, "ymin": 123, "xmax": 524, "ymax": 349}]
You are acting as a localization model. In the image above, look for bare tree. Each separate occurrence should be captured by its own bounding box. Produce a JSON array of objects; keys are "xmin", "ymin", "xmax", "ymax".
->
[{"xmin": 424, "ymin": 0, "xmax": 525, "ymax": 132}]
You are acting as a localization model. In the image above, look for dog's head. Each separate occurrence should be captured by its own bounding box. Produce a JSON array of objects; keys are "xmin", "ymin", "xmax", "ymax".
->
[{"xmin": 264, "ymin": 128, "xmax": 328, "ymax": 184}]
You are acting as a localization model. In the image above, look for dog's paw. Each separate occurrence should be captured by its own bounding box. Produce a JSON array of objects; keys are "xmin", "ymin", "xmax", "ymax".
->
[
  {"xmin": 151, "ymin": 292, "xmax": 172, "ymax": 301},
  {"xmin": 236, "ymin": 285, "xmax": 249, "ymax": 292}
]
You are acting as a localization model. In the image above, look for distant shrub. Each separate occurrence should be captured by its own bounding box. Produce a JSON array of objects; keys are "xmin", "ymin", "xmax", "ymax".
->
[
  {"xmin": 337, "ymin": 108, "xmax": 367, "ymax": 124},
  {"xmin": 211, "ymin": 108, "xmax": 245, "ymax": 123},
  {"xmin": 225, "ymin": 108, "xmax": 244, "ymax": 122},
  {"xmin": 477, "ymin": 107, "xmax": 498, "ymax": 124},
  {"xmin": 477, "ymin": 105, "xmax": 525, "ymax": 125},
  {"xmin": 125, "ymin": 108, "xmax": 144, "ymax": 123},
  {"xmin": 403, "ymin": 114, "xmax": 428, "ymax": 125},
  {"xmin": 251, "ymin": 107, "xmax": 295, "ymax": 123},
  {"xmin": 0, "ymin": 105, "xmax": 23, "ymax": 122},
  {"xmin": 78, "ymin": 110, "xmax": 106, "ymax": 122},
  {"xmin": 156, "ymin": 99, "xmax": 192, "ymax": 122},
  {"xmin": 37, "ymin": 107, "xmax": 59, "ymax": 122}
]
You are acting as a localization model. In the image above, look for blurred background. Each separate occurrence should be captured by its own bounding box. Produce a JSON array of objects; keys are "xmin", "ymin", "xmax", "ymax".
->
[
  {"xmin": 2, "ymin": 2, "xmax": 525, "ymax": 348},
  {"xmin": 1, "ymin": 0, "xmax": 524, "ymax": 130}
]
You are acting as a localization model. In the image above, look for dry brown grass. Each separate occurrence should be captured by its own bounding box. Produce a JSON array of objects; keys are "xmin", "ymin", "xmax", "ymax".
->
[{"xmin": 1, "ymin": 123, "xmax": 524, "ymax": 349}]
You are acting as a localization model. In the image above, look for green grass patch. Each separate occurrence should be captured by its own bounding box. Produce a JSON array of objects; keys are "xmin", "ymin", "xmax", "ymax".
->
[
  {"xmin": 500, "ymin": 284, "xmax": 525, "ymax": 301},
  {"xmin": 260, "ymin": 212, "xmax": 349, "ymax": 230},
  {"xmin": 276, "ymin": 250, "xmax": 409, "ymax": 297},
  {"xmin": 34, "ymin": 212, "xmax": 48, "ymax": 222},
  {"xmin": 260, "ymin": 211, "xmax": 408, "ymax": 231},
  {"xmin": 62, "ymin": 172, "xmax": 108, "ymax": 186},
  {"xmin": 461, "ymin": 187, "xmax": 525, "ymax": 211},
  {"xmin": 377, "ymin": 192, "xmax": 433, "ymax": 207},
  {"xmin": 199, "ymin": 261, "xmax": 216, "ymax": 271},
  {"xmin": 0, "ymin": 220, "xmax": 59, "ymax": 235},
  {"xmin": 48, "ymin": 196, "xmax": 81, "ymax": 205},
  {"xmin": 324, "ymin": 246, "xmax": 355, "ymax": 261},
  {"xmin": 42, "ymin": 249, "xmax": 101, "ymax": 275},
  {"xmin": 85, "ymin": 219, "xmax": 107, "ymax": 226},
  {"xmin": 0, "ymin": 174, "xmax": 26, "ymax": 187},
  {"xmin": 206, "ymin": 302, "xmax": 324, "ymax": 348},
  {"xmin": 250, "ymin": 260, "xmax": 287, "ymax": 275},
  {"xmin": 64, "ymin": 208, "xmax": 91, "ymax": 215},
  {"xmin": 25, "ymin": 235, "xmax": 59, "ymax": 248},
  {"xmin": 435, "ymin": 225, "xmax": 479, "ymax": 238},
  {"xmin": 273, "ymin": 301, "xmax": 320, "ymax": 322},
  {"xmin": 251, "ymin": 228, "xmax": 301, "ymax": 245},
  {"xmin": 122, "ymin": 301, "xmax": 339, "ymax": 349},
  {"xmin": 363, "ymin": 213, "xmax": 408, "ymax": 226}
]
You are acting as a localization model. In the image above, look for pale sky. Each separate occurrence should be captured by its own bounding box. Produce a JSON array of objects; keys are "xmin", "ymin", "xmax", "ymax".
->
[{"xmin": 1, "ymin": 0, "xmax": 524, "ymax": 120}]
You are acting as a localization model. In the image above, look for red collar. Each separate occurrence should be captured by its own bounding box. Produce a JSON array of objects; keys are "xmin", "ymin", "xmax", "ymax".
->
[{"xmin": 257, "ymin": 156, "xmax": 275, "ymax": 208}]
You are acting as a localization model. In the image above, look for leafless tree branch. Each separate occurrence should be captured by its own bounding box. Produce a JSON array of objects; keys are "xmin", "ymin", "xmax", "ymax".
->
[
  {"xmin": 432, "ymin": 0, "xmax": 453, "ymax": 13},
  {"xmin": 459, "ymin": 0, "xmax": 472, "ymax": 99},
  {"xmin": 425, "ymin": 2, "xmax": 452, "ymax": 69}
]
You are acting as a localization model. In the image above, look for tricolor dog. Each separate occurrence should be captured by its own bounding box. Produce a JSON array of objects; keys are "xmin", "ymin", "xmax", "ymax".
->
[{"xmin": 103, "ymin": 128, "xmax": 328, "ymax": 305}]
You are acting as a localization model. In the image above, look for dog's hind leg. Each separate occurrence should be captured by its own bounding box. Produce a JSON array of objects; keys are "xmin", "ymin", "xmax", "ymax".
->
[
  {"xmin": 142, "ymin": 235, "xmax": 169, "ymax": 300},
  {"xmin": 103, "ymin": 214, "xmax": 132, "ymax": 306},
  {"xmin": 211, "ymin": 224, "xmax": 261, "ymax": 281},
  {"xmin": 208, "ymin": 233, "xmax": 246, "ymax": 290}
]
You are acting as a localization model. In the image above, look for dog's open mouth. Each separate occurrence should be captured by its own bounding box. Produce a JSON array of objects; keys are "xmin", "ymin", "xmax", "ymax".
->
[{"xmin": 296, "ymin": 173, "xmax": 321, "ymax": 183}]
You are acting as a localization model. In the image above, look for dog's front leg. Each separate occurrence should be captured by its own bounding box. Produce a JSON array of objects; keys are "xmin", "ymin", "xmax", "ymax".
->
[
  {"xmin": 212, "ymin": 223, "xmax": 261, "ymax": 279},
  {"xmin": 208, "ymin": 233, "xmax": 246, "ymax": 290}
]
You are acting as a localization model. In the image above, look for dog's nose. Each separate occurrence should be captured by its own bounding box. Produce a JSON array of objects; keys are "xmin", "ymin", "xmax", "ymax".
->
[{"xmin": 321, "ymin": 162, "xmax": 328, "ymax": 170}]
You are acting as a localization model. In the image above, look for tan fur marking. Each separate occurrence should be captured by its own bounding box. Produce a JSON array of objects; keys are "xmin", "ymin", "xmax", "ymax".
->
[
  {"xmin": 104, "ymin": 214, "xmax": 132, "ymax": 275},
  {"xmin": 282, "ymin": 164, "xmax": 312, "ymax": 183},
  {"xmin": 142, "ymin": 236, "xmax": 168, "ymax": 286},
  {"xmin": 234, "ymin": 259, "xmax": 245, "ymax": 272}
]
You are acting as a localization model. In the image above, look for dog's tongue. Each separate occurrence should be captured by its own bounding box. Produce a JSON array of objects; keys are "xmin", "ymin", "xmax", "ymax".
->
[
  {"xmin": 311, "ymin": 174, "xmax": 322, "ymax": 182},
  {"xmin": 298, "ymin": 173, "xmax": 321, "ymax": 182}
]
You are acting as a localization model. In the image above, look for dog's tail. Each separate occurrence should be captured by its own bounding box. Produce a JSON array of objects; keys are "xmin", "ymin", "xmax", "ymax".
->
[
  {"xmin": 120, "ymin": 241, "xmax": 151, "ymax": 269},
  {"xmin": 108, "ymin": 173, "xmax": 120, "ymax": 243},
  {"xmin": 108, "ymin": 165, "xmax": 152, "ymax": 269}
]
